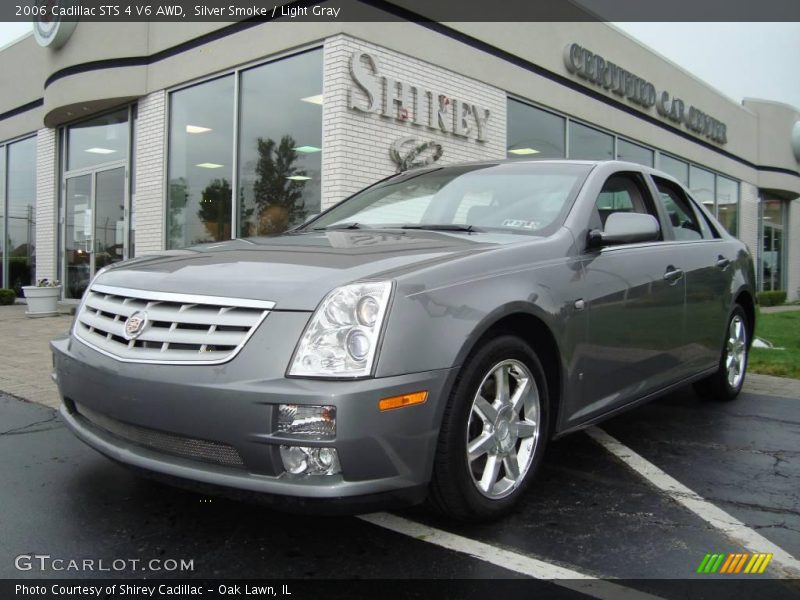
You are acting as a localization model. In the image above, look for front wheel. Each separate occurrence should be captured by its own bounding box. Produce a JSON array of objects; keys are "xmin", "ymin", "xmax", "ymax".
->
[
  {"xmin": 694, "ymin": 305, "xmax": 750, "ymax": 401},
  {"xmin": 429, "ymin": 336, "xmax": 550, "ymax": 521}
]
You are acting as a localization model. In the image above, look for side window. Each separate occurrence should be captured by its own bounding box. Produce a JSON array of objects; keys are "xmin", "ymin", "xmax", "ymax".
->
[
  {"xmin": 594, "ymin": 173, "xmax": 660, "ymax": 236},
  {"xmin": 652, "ymin": 177, "xmax": 703, "ymax": 241}
]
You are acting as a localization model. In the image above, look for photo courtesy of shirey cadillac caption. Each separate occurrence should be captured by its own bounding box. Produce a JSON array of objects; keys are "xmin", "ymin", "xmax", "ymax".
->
[{"xmin": 0, "ymin": 0, "xmax": 799, "ymax": 598}]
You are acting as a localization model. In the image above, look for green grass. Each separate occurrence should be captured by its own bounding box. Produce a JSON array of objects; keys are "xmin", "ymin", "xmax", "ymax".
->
[{"xmin": 749, "ymin": 311, "xmax": 800, "ymax": 379}]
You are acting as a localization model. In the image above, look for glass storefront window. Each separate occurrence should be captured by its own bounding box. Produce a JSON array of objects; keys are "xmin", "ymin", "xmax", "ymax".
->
[
  {"xmin": 658, "ymin": 154, "xmax": 689, "ymax": 186},
  {"xmin": 761, "ymin": 198, "xmax": 786, "ymax": 291},
  {"xmin": 506, "ymin": 99, "xmax": 565, "ymax": 159},
  {"xmin": 617, "ymin": 139, "xmax": 653, "ymax": 167},
  {"xmin": 689, "ymin": 165, "xmax": 715, "ymax": 214},
  {"xmin": 238, "ymin": 49, "xmax": 323, "ymax": 237},
  {"xmin": 6, "ymin": 137, "xmax": 37, "ymax": 294},
  {"xmin": 167, "ymin": 75, "xmax": 235, "ymax": 248},
  {"xmin": 716, "ymin": 175, "xmax": 738, "ymax": 235},
  {"xmin": 0, "ymin": 145, "xmax": 5, "ymax": 289},
  {"xmin": 67, "ymin": 109, "xmax": 129, "ymax": 172},
  {"xmin": 568, "ymin": 122, "xmax": 613, "ymax": 160}
]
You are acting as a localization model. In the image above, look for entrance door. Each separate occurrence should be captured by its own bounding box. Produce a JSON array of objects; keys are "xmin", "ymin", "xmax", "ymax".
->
[{"xmin": 64, "ymin": 166, "xmax": 127, "ymax": 299}]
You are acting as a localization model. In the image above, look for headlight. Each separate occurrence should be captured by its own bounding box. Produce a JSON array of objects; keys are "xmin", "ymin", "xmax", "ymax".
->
[{"xmin": 288, "ymin": 281, "xmax": 393, "ymax": 378}]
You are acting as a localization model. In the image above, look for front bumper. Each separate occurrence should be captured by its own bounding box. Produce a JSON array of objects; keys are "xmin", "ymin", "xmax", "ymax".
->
[{"xmin": 51, "ymin": 312, "xmax": 455, "ymax": 508}]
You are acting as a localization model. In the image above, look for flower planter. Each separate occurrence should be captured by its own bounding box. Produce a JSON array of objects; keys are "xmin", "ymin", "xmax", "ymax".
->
[{"xmin": 22, "ymin": 285, "xmax": 62, "ymax": 317}]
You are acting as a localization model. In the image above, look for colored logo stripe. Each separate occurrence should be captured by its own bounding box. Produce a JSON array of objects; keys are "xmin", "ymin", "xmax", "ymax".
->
[{"xmin": 697, "ymin": 553, "xmax": 773, "ymax": 574}]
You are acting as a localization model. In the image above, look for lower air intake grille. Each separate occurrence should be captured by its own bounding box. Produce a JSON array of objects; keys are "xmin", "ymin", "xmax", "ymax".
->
[{"xmin": 74, "ymin": 403, "xmax": 245, "ymax": 468}]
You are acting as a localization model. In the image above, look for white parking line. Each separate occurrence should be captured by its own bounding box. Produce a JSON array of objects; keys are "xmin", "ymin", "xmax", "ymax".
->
[
  {"xmin": 585, "ymin": 426, "xmax": 800, "ymax": 579},
  {"xmin": 358, "ymin": 512, "xmax": 663, "ymax": 600}
]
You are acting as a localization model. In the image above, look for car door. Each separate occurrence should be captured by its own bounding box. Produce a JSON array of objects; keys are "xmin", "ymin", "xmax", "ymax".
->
[
  {"xmin": 574, "ymin": 171, "xmax": 686, "ymax": 423},
  {"xmin": 648, "ymin": 175, "xmax": 732, "ymax": 376}
]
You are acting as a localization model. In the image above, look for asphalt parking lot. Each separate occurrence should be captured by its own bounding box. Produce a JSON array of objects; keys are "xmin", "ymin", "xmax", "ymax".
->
[{"xmin": 1, "ymin": 383, "xmax": 798, "ymax": 598}]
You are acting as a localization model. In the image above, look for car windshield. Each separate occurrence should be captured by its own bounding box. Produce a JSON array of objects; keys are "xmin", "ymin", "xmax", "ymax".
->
[{"xmin": 303, "ymin": 162, "xmax": 592, "ymax": 236}]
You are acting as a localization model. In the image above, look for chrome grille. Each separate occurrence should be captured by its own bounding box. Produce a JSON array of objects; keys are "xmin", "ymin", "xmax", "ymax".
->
[
  {"xmin": 74, "ymin": 284, "xmax": 274, "ymax": 364},
  {"xmin": 74, "ymin": 403, "xmax": 245, "ymax": 468}
]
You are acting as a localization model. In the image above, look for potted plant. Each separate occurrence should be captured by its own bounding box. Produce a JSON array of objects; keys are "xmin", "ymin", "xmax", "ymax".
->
[{"xmin": 22, "ymin": 279, "xmax": 62, "ymax": 317}]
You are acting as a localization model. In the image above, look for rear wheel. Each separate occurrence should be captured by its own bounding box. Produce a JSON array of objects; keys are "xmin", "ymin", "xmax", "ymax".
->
[
  {"xmin": 694, "ymin": 305, "xmax": 749, "ymax": 401},
  {"xmin": 429, "ymin": 336, "xmax": 550, "ymax": 521}
]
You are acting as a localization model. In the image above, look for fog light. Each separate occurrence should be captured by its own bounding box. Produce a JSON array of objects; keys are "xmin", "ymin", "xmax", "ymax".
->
[
  {"xmin": 277, "ymin": 404, "xmax": 336, "ymax": 439},
  {"xmin": 280, "ymin": 446, "xmax": 341, "ymax": 476}
]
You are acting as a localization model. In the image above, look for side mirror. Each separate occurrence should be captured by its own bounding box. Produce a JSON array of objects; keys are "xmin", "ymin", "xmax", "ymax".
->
[{"xmin": 588, "ymin": 212, "xmax": 660, "ymax": 248}]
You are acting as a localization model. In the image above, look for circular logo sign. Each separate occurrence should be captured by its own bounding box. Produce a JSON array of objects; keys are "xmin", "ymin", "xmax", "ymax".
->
[
  {"xmin": 792, "ymin": 121, "xmax": 800, "ymax": 163},
  {"xmin": 389, "ymin": 137, "xmax": 444, "ymax": 173},
  {"xmin": 33, "ymin": 0, "xmax": 79, "ymax": 49},
  {"xmin": 123, "ymin": 311, "xmax": 149, "ymax": 341}
]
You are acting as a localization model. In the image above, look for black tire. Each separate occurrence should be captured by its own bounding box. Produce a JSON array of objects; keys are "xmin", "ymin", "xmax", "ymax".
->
[
  {"xmin": 693, "ymin": 305, "xmax": 750, "ymax": 402},
  {"xmin": 428, "ymin": 335, "xmax": 550, "ymax": 521}
]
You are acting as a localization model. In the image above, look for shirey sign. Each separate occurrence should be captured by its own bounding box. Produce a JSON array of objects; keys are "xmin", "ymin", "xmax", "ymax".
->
[
  {"xmin": 348, "ymin": 51, "xmax": 492, "ymax": 143},
  {"xmin": 564, "ymin": 43, "xmax": 728, "ymax": 145}
]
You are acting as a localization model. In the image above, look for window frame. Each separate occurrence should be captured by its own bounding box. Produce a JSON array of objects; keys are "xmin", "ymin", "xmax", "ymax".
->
[
  {"xmin": 649, "ymin": 175, "xmax": 709, "ymax": 242},
  {"xmin": 589, "ymin": 170, "xmax": 665, "ymax": 243}
]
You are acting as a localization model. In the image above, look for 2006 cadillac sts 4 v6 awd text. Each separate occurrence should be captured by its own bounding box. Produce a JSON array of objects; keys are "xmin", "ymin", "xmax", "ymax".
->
[{"xmin": 52, "ymin": 160, "xmax": 756, "ymax": 520}]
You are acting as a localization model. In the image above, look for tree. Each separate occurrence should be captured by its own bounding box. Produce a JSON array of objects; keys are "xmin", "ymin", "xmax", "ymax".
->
[
  {"xmin": 251, "ymin": 135, "xmax": 308, "ymax": 235},
  {"xmin": 197, "ymin": 178, "xmax": 232, "ymax": 241},
  {"xmin": 167, "ymin": 177, "xmax": 189, "ymax": 247}
]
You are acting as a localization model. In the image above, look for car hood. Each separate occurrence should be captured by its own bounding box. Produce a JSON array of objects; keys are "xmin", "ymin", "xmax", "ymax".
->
[{"xmin": 94, "ymin": 229, "xmax": 521, "ymax": 310}]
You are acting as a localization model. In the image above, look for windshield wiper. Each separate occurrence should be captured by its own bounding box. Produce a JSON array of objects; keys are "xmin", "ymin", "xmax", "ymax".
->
[
  {"xmin": 313, "ymin": 222, "xmax": 363, "ymax": 230},
  {"xmin": 399, "ymin": 224, "xmax": 483, "ymax": 233}
]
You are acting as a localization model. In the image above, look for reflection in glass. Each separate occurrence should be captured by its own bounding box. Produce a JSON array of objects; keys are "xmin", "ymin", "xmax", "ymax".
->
[
  {"xmin": 6, "ymin": 137, "xmax": 37, "ymax": 294},
  {"xmin": 94, "ymin": 167, "xmax": 126, "ymax": 272},
  {"xmin": 238, "ymin": 50, "xmax": 322, "ymax": 237},
  {"xmin": 568, "ymin": 122, "xmax": 613, "ymax": 160},
  {"xmin": 658, "ymin": 154, "xmax": 689, "ymax": 186},
  {"xmin": 761, "ymin": 198, "xmax": 785, "ymax": 291},
  {"xmin": 67, "ymin": 109, "xmax": 129, "ymax": 172},
  {"xmin": 65, "ymin": 175, "xmax": 92, "ymax": 299},
  {"xmin": 689, "ymin": 165, "xmax": 715, "ymax": 213},
  {"xmin": 506, "ymin": 99, "xmax": 565, "ymax": 159},
  {"xmin": 715, "ymin": 175, "xmax": 738, "ymax": 235},
  {"xmin": 617, "ymin": 139, "xmax": 653, "ymax": 167},
  {"xmin": 0, "ymin": 145, "xmax": 5, "ymax": 289},
  {"xmin": 167, "ymin": 76, "xmax": 234, "ymax": 248}
]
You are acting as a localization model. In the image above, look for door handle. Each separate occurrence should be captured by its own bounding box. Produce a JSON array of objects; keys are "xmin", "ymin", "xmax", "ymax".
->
[
  {"xmin": 664, "ymin": 266, "xmax": 684, "ymax": 283},
  {"xmin": 715, "ymin": 255, "xmax": 730, "ymax": 269}
]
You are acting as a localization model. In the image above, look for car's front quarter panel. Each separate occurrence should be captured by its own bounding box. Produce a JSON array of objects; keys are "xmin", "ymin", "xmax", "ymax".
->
[{"xmin": 375, "ymin": 229, "xmax": 587, "ymax": 430}]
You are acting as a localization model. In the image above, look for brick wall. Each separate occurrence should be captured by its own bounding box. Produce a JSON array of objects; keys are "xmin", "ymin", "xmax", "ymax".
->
[
  {"xmin": 133, "ymin": 91, "xmax": 167, "ymax": 255},
  {"xmin": 322, "ymin": 35, "xmax": 506, "ymax": 209},
  {"xmin": 34, "ymin": 128, "xmax": 57, "ymax": 281}
]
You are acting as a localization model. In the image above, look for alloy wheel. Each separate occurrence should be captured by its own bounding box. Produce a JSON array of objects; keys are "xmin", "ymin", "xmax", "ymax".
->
[
  {"xmin": 726, "ymin": 315, "xmax": 747, "ymax": 389},
  {"xmin": 465, "ymin": 359, "xmax": 541, "ymax": 499}
]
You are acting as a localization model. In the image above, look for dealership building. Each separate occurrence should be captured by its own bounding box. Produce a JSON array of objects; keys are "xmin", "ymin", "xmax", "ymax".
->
[{"xmin": 0, "ymin": 14, "xmax": 799, "ymax": 301}]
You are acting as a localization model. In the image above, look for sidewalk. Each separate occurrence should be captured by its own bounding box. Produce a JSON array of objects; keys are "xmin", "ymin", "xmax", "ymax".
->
[
  {"xmin": 0, "ymin": 304, "xmax": 72, "ymax": 408},
  {"xmin": 0, "ymin": 303, "xmax": 798, "ymax": 409},
  {"xmin": 760, "ymin": 304, "xmax": 800, "ymax": 314}
]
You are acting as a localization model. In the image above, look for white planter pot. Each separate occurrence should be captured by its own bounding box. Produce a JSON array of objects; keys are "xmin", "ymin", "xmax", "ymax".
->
[{"xmin": 22, "ymin": 286, "xmax": 62, "ymax": 317}]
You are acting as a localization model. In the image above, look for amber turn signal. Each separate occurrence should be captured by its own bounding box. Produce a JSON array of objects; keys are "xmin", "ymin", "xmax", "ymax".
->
[{"xmin": 378, "ymin": 390, "xmax": 428, "ymax": 411}]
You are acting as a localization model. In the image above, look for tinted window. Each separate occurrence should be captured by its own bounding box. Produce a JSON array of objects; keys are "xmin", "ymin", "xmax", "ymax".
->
[
  {"xmin": 238, "ymin": 49, "xmax": 323, "ymax": 237},
  {"xmin": 617, "ymin": 139, "xmax": 654, "ymax": 167},
  {"xmin": 652, "ymin": 177, "xmax": 703, "ymax": 241},
  {"xmin": 167, "ymin": 75, "xmax": 235, "ymax": 248},
  {"xmin": 716, "ymin": 175, "xmax": 738, "ymax": 235},
  {"xmin": 67, "ymin": 109, "xmax": 129, "ymax": 172},
  {"xmin": 659, "ymin": 154, "xmax": 689, "ymax": 186},
  {"xmin": 506, "ymin": 99, "xmax": 565, "ymax": 159},
  {"xmin": 568, "ymin": 122, "xmax": 614, "ymax": 160}
]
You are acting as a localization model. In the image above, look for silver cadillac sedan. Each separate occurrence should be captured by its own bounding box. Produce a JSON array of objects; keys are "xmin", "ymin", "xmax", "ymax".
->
[{"xmin": 52, "ymin": 160, "xmax": 756, "ymax": 520}]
